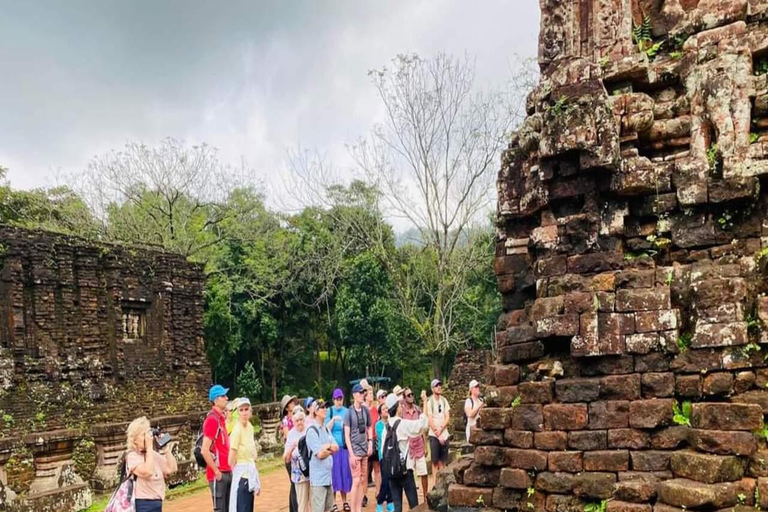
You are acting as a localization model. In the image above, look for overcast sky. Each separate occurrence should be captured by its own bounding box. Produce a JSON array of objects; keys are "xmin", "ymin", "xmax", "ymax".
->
[{"xmin": 0, "ymin": 1, "xmax": 539, "ymax": 207}]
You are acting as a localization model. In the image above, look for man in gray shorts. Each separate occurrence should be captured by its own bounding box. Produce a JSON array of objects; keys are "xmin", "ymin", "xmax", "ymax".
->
[{"xmin": 305, "ymin": 398, "xmax": 339, "ymax": 512}]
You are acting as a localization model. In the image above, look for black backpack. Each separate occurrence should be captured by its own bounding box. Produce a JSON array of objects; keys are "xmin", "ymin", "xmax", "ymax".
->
[
  {"xmin": 381, "ymin": 420, "xmax": 407, "ymax": 479},
  {"xmin": 297, "ymin": 426, "xmax": 319, "ymax": 478},
  {"xmin": 194, "ymin": 412, "xmax": 223, "ymax": 469},
  {"xmin": 463, "ymin": 398, "xmax": 474, "ymax": 428}
]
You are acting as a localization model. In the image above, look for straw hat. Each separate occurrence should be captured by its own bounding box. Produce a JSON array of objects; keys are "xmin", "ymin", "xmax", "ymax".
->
[{"xmin": 280, "ymin": 394, "xmax": 296, "ymax": 415}]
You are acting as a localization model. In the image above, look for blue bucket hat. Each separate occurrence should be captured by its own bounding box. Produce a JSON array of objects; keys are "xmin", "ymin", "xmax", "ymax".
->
[{"xmin": 209, "ymin": 384, "xmax": 229, "ymax": 402}]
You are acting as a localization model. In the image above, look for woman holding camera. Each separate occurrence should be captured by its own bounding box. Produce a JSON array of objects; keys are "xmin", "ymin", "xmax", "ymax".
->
[{"xmin": 125, "ymin": 416, "xmax": 178, "ymax": 512}]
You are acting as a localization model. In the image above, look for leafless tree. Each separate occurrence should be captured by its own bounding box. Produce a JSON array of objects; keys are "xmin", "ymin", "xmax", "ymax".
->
[
  {"xmin": 349, "ymin": 53, "xmax": 531, "ymax": 365},
  {"xmin": 76, "ymin": 138, "xmax": 258, "ymax": 260}
]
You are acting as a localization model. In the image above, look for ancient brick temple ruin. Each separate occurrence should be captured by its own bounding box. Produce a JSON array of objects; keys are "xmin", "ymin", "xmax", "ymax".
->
[
  {"xmin": 0, "ymin": 226, "xmax": 211, "ymax": 511},
  {"xmin": 443, "ymin": 0, "xmax": 768, "ymax": 511}
]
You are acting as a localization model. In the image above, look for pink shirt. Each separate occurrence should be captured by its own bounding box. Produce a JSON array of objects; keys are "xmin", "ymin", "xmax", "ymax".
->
[
  {"xmin": 402, "ymin": 404, "xmax": 425, "ymax": 458},
  {"xmin": 126, "ymin": 450, "xmax": 170, "ymax": 500}
]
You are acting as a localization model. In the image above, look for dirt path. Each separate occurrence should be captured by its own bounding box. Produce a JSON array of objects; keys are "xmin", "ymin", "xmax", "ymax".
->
[{"xmin": 165, "ymin": 468, "xmax": 428, "ymax": 512}]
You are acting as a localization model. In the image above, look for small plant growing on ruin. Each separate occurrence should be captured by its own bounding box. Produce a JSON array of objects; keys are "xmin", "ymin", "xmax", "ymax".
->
[
  {"xmin": 754, "ymin": 423, "xmax": 768, "ymax": 442},
  {"xmin": 524, "ymin": 487, "xmax": 536, "ymax": 510},
  {"xmin": 664, "ymin": 270, "xmax": 674, "ymax": 285},
  {"xmin": 756, "ymin": 248, "xmax": 768, "ymax": 265},
  {"xmin": 547, "ymin": 95, "xmax": 570, "ymax": 117},
  {"xmin": 757, "ymin": 485, "xmax": 762, "ymax": 509},
  {"xmin": 631, "ymin": 15, "xmax": 664, "ymax": 60},
  {"xmin": 742, "ymin": 342, "xmax": 762, "ymax": 357},
  {"xmin": 756, "ymin": 57, "xmax": 768, "ymax": 76},
  {"xmin": 644, "ymin": 41, "xmax": 664, "ymax": 60},
  {"xmin": 707, "ymin": 144, "xmax": 722, "ymax": 174},
  {"xmin": 511, "ymin": 395, "xmax": 522, "ymax": 409},
  {"xmin": 738, "ymin": 493, "xmax": 747, "ymax": 506},
  {"xmin": 624, "ymin": 251, "xmax": 653, "ymax": 261},
  {"xmin": 646, "ymin": 234, "xmax": 671, "ymax": 249},
  {"xmin": 599, "ymin": 56, "xmax": 610, "ymax": 69},
  {"xmin": 752, "ymin": 133, "xmax": 761, "ymax": 144},
  {"xmin": 476, "ymin": 495, "xmax": 485, "ymax": 506},
  {"xmin": 747, "ymin": 312, "xmax": 762, "ymax": 336},
  {"xmin": 584, "ymin": 500, "xmax": 608, "ymax": 512},
  {"xmin": 2, "ymin": 412, "xmax": 14, "ymax": 428},
  {"xmin": 672, "ymin": 400, "xmax": 692, "ymax": 426},
  {"xmin": 670, "ymin": 33, "xmax": 688, "ymax": 51},
  {"xmin": 632, "ymin": 16, "xmax": 652, "ymax": 50},
  {"xmin": 716, "ymin": 210, "xmax": 734, "ymax": 230},
  {"xmin": 669, "ymin": 51, "xmax": 683, "ymax": 60},
  {"xmin": 677, "ymin": 332, "xmax": 692, "ymax": 353}
]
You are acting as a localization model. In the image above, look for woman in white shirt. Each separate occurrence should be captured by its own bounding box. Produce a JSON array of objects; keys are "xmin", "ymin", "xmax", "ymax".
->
[
  {"xmin": 284, "ymin": 408, "xmax": 310, "ymax": 512},
  {"xmin": 464, "ymin": 379, "xmax": 485, "ymax": 443},
  {"xmin": 380, "ymin": 393, "xmax": 428, "ymax": 512}
]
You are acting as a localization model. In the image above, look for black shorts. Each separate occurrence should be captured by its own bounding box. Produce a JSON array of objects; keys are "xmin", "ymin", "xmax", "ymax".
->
[{"xmin": 429, "ymin": 437, "xmax": 449, "ymax": 464}]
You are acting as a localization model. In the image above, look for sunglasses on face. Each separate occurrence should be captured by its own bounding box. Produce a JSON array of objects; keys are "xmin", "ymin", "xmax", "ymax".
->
[{"xmin": 405, "ymin": 393, "xmax": 414, "ymax": 398}]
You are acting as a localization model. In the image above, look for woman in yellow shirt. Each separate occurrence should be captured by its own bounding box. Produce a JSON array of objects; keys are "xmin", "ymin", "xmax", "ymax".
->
[{"xmin": 227, "ymin": 398, "xmax": 261, "ymax": 512}]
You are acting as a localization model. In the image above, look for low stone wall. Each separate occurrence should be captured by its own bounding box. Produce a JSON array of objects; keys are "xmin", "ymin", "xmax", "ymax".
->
[{"xmin": 0, "ymin": 412, "xmax": 207, "ymax": 512}]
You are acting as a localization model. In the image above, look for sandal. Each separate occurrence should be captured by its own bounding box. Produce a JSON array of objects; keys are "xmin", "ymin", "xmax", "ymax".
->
[
  {"xmin": 344, "ymin": 503, "xmax": 351, "ymax": 512},
  {"xmin": 332, "ymin": 506, "xmax": 339, "ymax": 512}
]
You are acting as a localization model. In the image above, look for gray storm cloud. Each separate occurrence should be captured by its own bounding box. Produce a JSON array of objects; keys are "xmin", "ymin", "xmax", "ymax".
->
[{"xmin": 0, "ymin": 0, "xmax": 539, "ymax": 200}]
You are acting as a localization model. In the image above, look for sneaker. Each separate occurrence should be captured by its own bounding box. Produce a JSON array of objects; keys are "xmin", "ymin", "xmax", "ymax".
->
[
  {"xmin": 376, "ymin": 505, "xmax": 383, "ymax": 512},
  {"xmin": 386, "ymin": 504, "xmax": 394, "ymax": 512}
]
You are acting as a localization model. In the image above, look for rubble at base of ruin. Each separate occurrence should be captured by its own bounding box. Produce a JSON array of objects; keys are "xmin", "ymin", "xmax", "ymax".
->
[{"xmin": 438, "ymin": 0, "xmax": 768, "ymax": 511}]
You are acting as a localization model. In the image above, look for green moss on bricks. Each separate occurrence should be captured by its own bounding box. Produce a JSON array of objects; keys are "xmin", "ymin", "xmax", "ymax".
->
[
  {"xmin": 72, "ymin": 437, "xmax": 97, "ymax": 481},
  {"xmin": 6, "ymin": 442, "xmax": 35, "ymax": 494}
]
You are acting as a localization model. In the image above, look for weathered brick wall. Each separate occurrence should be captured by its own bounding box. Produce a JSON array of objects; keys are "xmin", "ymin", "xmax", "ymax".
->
[
  {"xmin": 0, "ymin": 225, "xmax": 210, "ymax": 432},
  {"xmin": 449, "ymin": 1, "xmax": 768, "ymax": 511}
]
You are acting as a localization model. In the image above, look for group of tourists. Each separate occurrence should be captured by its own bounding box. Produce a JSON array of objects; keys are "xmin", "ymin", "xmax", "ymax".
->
[
  {"xmin": 277, "ymin": 377, "xmax": 482, "ymax": 512},
  {"xmin": 119, "ymin": 378, "xmax": 485, "ymax": 512}
]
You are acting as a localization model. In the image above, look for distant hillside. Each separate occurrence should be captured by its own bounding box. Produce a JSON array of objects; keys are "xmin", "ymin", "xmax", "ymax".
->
[{"xmin": 395, "ymin": 227, "xmax": 425, "ymax": 247}]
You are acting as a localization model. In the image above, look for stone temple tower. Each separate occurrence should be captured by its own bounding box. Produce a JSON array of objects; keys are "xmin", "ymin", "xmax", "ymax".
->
[{"xmin": 444, "ymin": 0, "xmax": 768, "ymax": 510}]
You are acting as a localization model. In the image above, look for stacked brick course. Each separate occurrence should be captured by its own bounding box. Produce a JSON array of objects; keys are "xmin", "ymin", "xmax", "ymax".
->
[
  {"xmin": 0, "ymin": 226, "xmax": 210, "ymax": 511},
  {"xmin": 0, "ymin": 225, "xmax": 210, "ymax": 428},
  {"xmin": 448, "ymin": 0, "xmax": 768, "ymax": 511}
]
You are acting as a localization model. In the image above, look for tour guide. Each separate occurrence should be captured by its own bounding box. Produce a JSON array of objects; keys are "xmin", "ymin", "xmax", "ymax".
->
[{"xmin": 202, "ymin": 384, "xmax": 233, "ymax": 512}]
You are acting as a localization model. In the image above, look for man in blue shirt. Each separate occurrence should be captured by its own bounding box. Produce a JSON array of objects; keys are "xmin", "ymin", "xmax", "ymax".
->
[{"xmin": 306, "ymin": 398, "xmax": 339, "ymax": 512}]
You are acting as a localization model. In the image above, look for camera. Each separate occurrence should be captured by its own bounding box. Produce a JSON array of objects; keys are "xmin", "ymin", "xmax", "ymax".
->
[{"xmin": 150, "ymin": 427, "xmax": 172, "ymax": 449}]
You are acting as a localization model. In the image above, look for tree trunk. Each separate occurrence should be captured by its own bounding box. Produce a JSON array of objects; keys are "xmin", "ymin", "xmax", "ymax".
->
[
  {"xmin": 272, "ymin": 368, "xmax": 278, "ymax": 402},
  {"xmin": 431, "ymin": 354, "xmax": 443, "ymax": 380}
]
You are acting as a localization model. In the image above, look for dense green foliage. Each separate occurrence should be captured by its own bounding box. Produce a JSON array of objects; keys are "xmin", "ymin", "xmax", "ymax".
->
[{"xmin": 1, "ymin": 165, "xmax": 500, "ymax": 402}]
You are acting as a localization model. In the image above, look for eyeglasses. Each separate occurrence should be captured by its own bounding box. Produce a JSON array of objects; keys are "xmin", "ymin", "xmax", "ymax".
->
[{"xmin": 405, "ymin": 393, "xmax": 413, "ymax": 398}]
